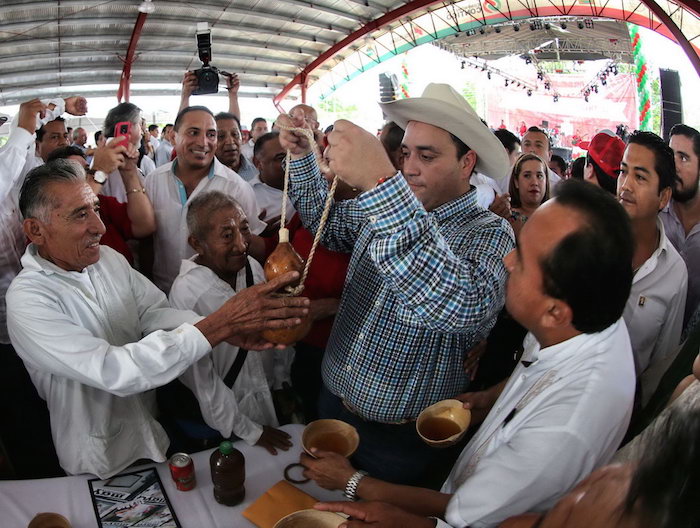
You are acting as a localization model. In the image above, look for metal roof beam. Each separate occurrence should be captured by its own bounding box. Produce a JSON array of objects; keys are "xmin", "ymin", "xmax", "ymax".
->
[
  {"xmin": 0, "ymin": 48, "xmax": 318, "ymax": 70},
  {"xmin": 1, "ymin": 33, "xmax": 322, "ymax": 58},
  {"xmin": 269, "ymin": 0, "xmax": 367, "ymax": 23},
  {"xmin": 117, "ymin": 11, "xmax": 147, "ymax": 103},
  {"xmin": 0, "ymin": 16, "xmax": 339, "ymax": 47},
  {"xmin": 0, "ymin": 66, "xmax": 292, "ymax": 84}
]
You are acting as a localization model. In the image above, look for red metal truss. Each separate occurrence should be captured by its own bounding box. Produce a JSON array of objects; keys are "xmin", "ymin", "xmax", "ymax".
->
[
  {"xmin": 117, "ymin": 11, "xmax": 148, "ymax": 103},
  {"xmin": 272, "ymin": 0, "xmax": 443, "ymax": 112}
]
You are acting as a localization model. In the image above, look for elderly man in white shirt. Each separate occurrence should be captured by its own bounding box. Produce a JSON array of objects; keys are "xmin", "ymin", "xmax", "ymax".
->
[
  {"xmin": 165, "ymin": 191, "xmax": 293, "ymax": 454},
  {"xmin": 7, "ymin": 159, "xmax": 309, "ymax": 478},
  {"xmin": 304, "ymin": 180, "xmax": 637, "ymax": 528},
  {"xmin": 618, "ymin": 131, "xmax": 687, "ymax": 406},
  {"xmin": 145, "ymin": 106, "xmax": 264, "ymax": 293}
]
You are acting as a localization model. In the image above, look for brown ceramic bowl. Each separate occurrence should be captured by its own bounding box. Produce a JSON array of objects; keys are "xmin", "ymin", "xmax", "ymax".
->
[
  {"xmin": 27, "ymin": 513, "xmax": 72, "ymax": 528},
  {"xmin": 273, "ymin": 509, "xmax": 345, "ymax": 528},
  {"xmin": 301, "ymin": 419, "xmax": 359, "ymax": 458},
  {"xmin": 416, "ymin": 399, "xmax": 471, "ymax": 448}
]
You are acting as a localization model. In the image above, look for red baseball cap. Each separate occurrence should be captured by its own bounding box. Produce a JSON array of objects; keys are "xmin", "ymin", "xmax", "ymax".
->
[{"xmin": 581, "ymin": 132, "xmax": 626, "ymax": 179}]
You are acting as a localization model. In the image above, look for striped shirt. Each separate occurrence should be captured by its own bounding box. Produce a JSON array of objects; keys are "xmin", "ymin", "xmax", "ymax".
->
[{"xmin": 288, "ymin": 153, "xmax": 515, "ymax": 423}]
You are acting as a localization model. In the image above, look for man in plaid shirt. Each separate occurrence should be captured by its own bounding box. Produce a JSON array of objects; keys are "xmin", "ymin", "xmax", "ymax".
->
[{"xmin": 278, "ymin": 84, "xmax": 514, "ymax": 485}]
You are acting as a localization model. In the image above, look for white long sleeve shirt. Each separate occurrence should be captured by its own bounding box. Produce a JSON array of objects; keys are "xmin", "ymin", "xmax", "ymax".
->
[
  {"xmin": 168, "ymin": 256, "xmax": 279, "ymax": 445},
  {"xmin": 438, "ymin": 320, "xmax": 636, "ymax": 528},
  {"xmin": 7, "ymin": 245, "xmax": 212, "ymax": 478},
  {"xmin": 0, "ymin": 99, "xmax": 67, "ymax": 343},
  {"xmin": 623, "ymin": 217, "xmax": 687, "ymax": 406},
  {"xmin": 145, "ymin": 158, "xmax": 264, "ymax": 292}
]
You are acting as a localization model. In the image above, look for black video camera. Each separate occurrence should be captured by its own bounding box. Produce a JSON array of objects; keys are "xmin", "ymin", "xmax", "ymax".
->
[{"xmin": 191, "ymin": 23, "xmax": 231, "ymax": 95}]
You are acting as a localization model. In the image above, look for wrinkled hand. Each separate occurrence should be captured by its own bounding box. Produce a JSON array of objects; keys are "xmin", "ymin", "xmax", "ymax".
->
[
  {"xmin": 326, "ymin": 120, "xmax": 395, "ymax": 191},
  {"xmin": 463, "ymin": 340, "xmax": 487, "ymax": 381},
  {"xmin": 454, "ymin": 389, "xmax": 497, "ymax": 426},
  {"xmin": 255, "ymin": 425, "xmax": 292, "ymax": 455},
  {"xmin": 489, "ymin": 193, "xmax": 511, "ymax": 219},
  {"xmin": 309, "ymin": 298, "xmax": 340, "ymax": 322},
  {"xmin": 92, "ymin": 138, "xmax": 128, "ymax": 174},
  {"xmin": 182, "ymin": 71, "xmax": 198, "ymax": 99},
  {"xmin": 218, "ymin": 270, "xmax": 309, "ymax": 338},
  {"xmin": 277, "ymin": 113, "xmax": 313, "ymax": 158},
  {"xmin": 17, "ymin": 99, "xmax": 47, "ymax": 134},
  {"xmin": 314, "ymin": 501, "xmax": 436, "ymax": 528},
  {"xmin": 226, "ymin": 73, "xmax": 240, "ymax": 94},
  {"xmin": 64, "ymin": 96, "xmax": 87, "ymax": 116},
  {"xmin": 300, "ymin": 449, "xmax": 355, "ymax": 491}
]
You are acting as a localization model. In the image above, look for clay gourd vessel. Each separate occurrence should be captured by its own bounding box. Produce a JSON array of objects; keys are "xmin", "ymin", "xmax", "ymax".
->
[{"xmin": 262, "ymin": 228, "xmax": 312, "ymax": 345}]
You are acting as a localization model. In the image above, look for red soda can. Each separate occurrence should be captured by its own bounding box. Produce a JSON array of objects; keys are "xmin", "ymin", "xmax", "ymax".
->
[{"xmin": 169, "ymin": 453, "xmax": 196, "ymax": 491}]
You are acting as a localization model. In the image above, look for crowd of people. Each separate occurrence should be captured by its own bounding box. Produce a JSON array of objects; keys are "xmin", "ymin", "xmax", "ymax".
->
[{"xmin": 0, "ymin": 73, "xmax": 697, "ymax": 527}]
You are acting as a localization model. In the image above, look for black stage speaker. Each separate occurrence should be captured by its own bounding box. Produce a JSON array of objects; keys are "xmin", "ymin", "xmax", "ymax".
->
[{"xmin": 659, "ymin": 68, "xmax": 682, "ymax": 141}]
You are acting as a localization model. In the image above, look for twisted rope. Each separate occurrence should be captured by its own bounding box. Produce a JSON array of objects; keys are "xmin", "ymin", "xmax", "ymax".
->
[{"xmin": 276, "ymin": 123, "xmax": 339, "ymax": 296}]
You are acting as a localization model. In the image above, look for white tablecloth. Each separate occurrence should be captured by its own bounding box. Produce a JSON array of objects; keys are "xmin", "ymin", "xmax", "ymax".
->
[{"xmin": 0, "ymin": 424, "xmax": 344, "ymax": 528}]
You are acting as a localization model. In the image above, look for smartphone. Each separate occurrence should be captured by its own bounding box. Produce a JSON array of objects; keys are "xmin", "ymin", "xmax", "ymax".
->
[{"xmin": 113, "ymin": 121, "xmax": 131, "ymax": 147}]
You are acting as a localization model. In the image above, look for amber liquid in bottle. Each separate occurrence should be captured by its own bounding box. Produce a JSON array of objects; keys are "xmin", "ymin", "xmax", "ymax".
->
[{"xmin": 210, "ymin": 441, "xmax": 245, "ymax": 506}]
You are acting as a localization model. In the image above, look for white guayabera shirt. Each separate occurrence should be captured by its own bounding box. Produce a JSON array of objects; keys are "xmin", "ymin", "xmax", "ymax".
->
[{"xmin": 437, "ymin": 320, "xmax": 636, "ymax": 528}]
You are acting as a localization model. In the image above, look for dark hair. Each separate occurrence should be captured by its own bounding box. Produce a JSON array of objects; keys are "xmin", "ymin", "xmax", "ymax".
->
[
  {"xmin": 36, "ymin": 117, "xmax": 66, "ymax": 142},
  {"xmin": 148, "ymin": 124, "xmax": 159, "ymax": 132},
  {"xmin": 525, "ymin": 126, "xmax": 551, "ymax": 152},
  {"xmin": 627, "ymin": 130, "xmax": 676, "ymax": 192},
  {"xmin": 624, "ymin": 405, "xmax": 700, "ymax": 528},
  {"xmin": 449, "ymin": 133, "xmax": 470, "ymax": 160},
  {"xmin": 174, "ymin": 106, "xmax": 214, "ymax": 131},
  {"xmin": 94, "ymin": 130, "xmax": 102, "ymax": 143},
  {"xmin": 19, "ymin": 159, "xmax": 85, "ymax": 222},
  {"xmin": 508, "ymin": 153, "xmax": 550, "ymax": 208},
  {"xmin": 550, "ymin": 154, "xmax": 567, "ymax": 176},
  {"xmin": 541, "ymin": 179, "xmax": 633, "ymax": 333},
  {"xmin": 570, "ymin": 157, "xmax": 586, "ymax": 180},
  {"xmin": 253, "ymin": 131, "xmax": 281, "ymax": 159},
  {"xmin": 669, "ymin": 123, "xmax": 700, "ymax": 158},
  {"xmin": 494, "ymin": 128, "xmax": 521, "ymax": 154},
  {"xmin": 103, "ymin": 102, "xmax": 141, "ymax": 138},
  {"xmin": 46, "ymin": 145, "xmax": 86, "ymax": 163},
  {"xmin": 586, "ymin": 154, "xmax": 617, "ymax": 195},
  {"xmin": 214, "ymin": 111, "xmax": 241, "ymax": 130},
  {"xmin": 380, "ymin": 121, "xmax": 404, "ymax": 154},
  {"xmin": 251, "ymin": 117, "xmax": 267, "ymax": 128}
]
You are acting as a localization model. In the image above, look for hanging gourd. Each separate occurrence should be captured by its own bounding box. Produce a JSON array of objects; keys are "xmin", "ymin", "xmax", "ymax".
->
[{"xmin": 260, "ymin": 121, "xmax": 339, "ymax": 345}]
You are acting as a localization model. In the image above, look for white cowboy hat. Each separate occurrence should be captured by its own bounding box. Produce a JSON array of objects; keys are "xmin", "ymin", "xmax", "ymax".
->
[{"xmin": 380, "ymin": 83, "xmax": 510, "ymax": 186}]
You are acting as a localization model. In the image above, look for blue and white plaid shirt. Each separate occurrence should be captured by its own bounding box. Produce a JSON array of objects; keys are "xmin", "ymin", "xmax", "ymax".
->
[{"xmin": 288, "ymin": 153, "xmax": 515, "ymax": 423}]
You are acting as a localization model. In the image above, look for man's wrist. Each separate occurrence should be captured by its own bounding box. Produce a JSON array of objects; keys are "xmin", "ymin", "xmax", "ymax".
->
[{"xmin": 344, "ymin": 470, "xmax": 368, "ymax": 501}]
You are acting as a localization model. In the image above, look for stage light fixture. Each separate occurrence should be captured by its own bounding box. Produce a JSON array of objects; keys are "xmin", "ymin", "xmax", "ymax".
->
[
  {"xmin": 544, "ymin": 81, "xmax": 551, "ymax": 90},
  {"xmin": 495, "ymin": 26, "xmax": 501, "ymax": 33},
  {"xmin": 544, "ymin": 22, "xmax": 551, "ymax": 30},
  {"xmin": 461, "ymin": 61, "xmax": 466, "ymax": 69},
  {"xmin": 553, "ymin": 95, "xmax": 559, "ymax": 103},
  {"xmin": 585, "ymin": 19, "xmax": 594, "ymax": 29},
  {"xmin": 530, "ymin": 22, "xmax": 536, "ymax": 31},
  {"xmin": 577, "ymin": 20, "xmax": 584, "ymax": 29},
  {"xmin": 513, "ymin": 23, "xmax": 520, "ymax": 31},
  {"xmin": 487, "ymin": 71, "xmax": 492, "ymax": 79},
  {"xmin": 560, "ymin": 22, "xmax": 567, "ymax": 29},
  {"xmin": 584, "ymin": 95, "xmax": 589, "ymax": 102},
  {"xmin": 527, "ymin": 89, "xmax": 533, "ymax": 96},
  {"xmin": 479, "ymin": 27, "xmax": 486, "ymax": 34},
  {"xmin": 505, "ymin": 80, "xmax": 509, "ymax": 87},
  {"xmin": 537, "ymin": 71, "xmax": 544, "ymax": 80}
]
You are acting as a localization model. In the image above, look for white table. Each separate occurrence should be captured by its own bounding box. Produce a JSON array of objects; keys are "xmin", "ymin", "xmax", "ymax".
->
[{"xmin": 0, "ymin": 424, "xmax": 344, "ymax": 528}]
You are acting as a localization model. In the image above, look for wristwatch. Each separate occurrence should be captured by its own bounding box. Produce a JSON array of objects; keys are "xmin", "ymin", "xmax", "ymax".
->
[
  {"xmin": 344, "ymin": 470, "xmax": 368, "ymax": 501},
  {"xmin": 92, "ymin": 170, "xmax": 109, "ymax": 184}
]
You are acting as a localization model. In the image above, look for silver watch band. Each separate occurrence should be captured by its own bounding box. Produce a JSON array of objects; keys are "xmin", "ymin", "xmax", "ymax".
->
[{"xmin": 343, "ymin": 470, "xmax": 368, "ymax": 501}]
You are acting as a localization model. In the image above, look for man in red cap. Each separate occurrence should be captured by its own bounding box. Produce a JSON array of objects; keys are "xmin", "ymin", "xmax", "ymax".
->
[{"xmin": 582, "ymin": 131, "xmax": 626, "ymax": 195}]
